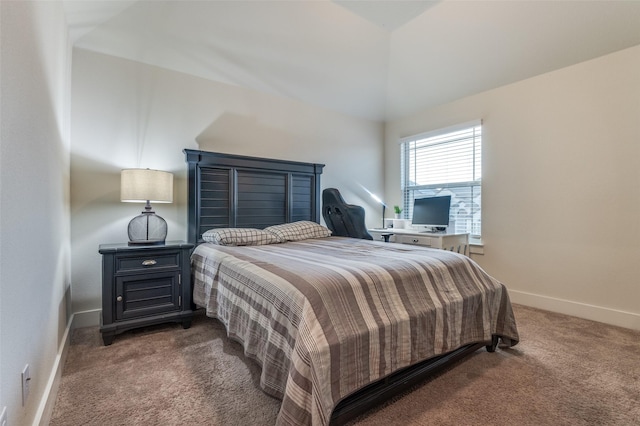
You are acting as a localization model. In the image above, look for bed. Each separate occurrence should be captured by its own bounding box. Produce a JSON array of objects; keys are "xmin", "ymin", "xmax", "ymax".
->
[{"xmin": 184, "ymin": 149, "xmax": 519, "ymax": 426}]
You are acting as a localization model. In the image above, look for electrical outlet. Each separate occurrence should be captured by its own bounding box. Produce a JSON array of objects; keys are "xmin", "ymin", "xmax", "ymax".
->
[
  {"xmin": 22, "ymin": 364, "xmax": 31, "ymax": 406},
  {"xmin": 1, "ymin": 406, "xmax": 7, "ymax": 426}
]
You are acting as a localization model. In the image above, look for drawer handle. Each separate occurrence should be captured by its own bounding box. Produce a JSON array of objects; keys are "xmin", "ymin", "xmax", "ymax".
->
[
  {"xmin": 412, "ymin": 239, "xmax": 419, "ymax": 243},
  {"xmin": 116, "ymin": 296, "xmax": 123, "ymax": 302},
  {"xmin": 142, "ymin": 259, "xmax": 157, "ymax": 266}
]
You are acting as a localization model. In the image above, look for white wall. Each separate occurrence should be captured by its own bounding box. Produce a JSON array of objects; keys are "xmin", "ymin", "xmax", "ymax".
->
[
  {"xmin": 70, "ymin": 49, "xmax": 384, "ymax": 316},
  {"xmin": 385, "ymin": 45, "xmax": 640, "ymax": 330},
  {"xmin": 0, "ymin": 1, "xmax": 71, "ymax": 424}
]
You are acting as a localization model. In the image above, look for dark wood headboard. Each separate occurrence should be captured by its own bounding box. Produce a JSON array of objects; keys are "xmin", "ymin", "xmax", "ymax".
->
[{"xmin": 184, "ymin": 149, "xmax": 325, "ymax": 245}]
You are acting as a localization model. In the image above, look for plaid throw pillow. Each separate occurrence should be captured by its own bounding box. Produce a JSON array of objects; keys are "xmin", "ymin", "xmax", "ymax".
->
[
  {"xmin": 264, "ymin": 221, "xmax": 332, "ymax": 242},
  {"xmin": 202, "ymin": 228, "xmax": 280, "ymax": 246}
]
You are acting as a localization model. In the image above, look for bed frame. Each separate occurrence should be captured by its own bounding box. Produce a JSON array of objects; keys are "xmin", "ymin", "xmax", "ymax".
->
[
  {"xmin": 184, "ymin": 149, "xmax": 497, "ymax": 425},
  {"xmin": 184, "ymin": 149, "xmax": 325, "ymax": 245}
]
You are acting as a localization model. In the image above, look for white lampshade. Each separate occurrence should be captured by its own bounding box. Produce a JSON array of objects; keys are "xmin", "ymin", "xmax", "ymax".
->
[
  {"xmin": 121, "ymin": 168, "xmax": 173, "ymax": 245},
  {"xmin": 121, "ymin": 169, "xmax": 173, "ymax": 203}
]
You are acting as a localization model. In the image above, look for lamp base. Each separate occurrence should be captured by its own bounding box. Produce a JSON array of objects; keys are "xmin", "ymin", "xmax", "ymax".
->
[{"xmin": 127, "ymin": 211, "xmax": 167, "ymax": 245}]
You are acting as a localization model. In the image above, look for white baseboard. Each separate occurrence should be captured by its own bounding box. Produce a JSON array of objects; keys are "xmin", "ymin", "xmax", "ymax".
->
[
  {"xmin": 33, "ymin": 309, "xmax": 101, "ymax": 426},
  {"xmin": 33, "ymin": 317, "xmax": 72, "ymax": 425},
  {"xmin": 71, "ymin": 309, "xmax": 101, "ymax": 328},
  {"xmin": 510, "ymin": 290, "xmax": 640, "ymax": 331}
]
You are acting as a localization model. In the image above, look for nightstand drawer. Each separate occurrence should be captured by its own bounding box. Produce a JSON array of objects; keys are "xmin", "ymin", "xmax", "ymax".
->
[{"xmin": 116, "ymin": 252, "xmax": 180, "ymax": 272}]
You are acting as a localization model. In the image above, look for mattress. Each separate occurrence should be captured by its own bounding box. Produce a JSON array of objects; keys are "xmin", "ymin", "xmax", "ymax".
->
[{"xmin": 191, "ymin": 237, "xmax": 519, "ymax": 425}]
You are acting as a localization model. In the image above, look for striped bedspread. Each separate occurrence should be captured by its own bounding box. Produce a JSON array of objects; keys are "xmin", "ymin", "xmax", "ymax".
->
[{"xmin": 191, "ymin": 237, "xmax": 519, "ymax": 426}]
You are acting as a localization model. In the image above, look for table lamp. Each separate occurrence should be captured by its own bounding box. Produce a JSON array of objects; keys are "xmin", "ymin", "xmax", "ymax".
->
[{"xmin": 121, "ymin": 168, "xmax": 173, "ymax": 245}]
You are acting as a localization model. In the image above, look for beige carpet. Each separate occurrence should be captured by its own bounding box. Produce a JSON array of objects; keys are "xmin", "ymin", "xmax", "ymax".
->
[{"xmin": 49, "ymin": 304, "xmax": 640, "ymax": 425}]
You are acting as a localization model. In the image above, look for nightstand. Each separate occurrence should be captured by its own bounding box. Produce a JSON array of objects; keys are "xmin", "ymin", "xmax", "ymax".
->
[{"xmin": 99, "ymin": 241, "xmax": 194, "ymax": 345}]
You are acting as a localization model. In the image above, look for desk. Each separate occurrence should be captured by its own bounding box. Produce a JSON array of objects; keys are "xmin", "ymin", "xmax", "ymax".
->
[{"xmin": 368, "ymin": 229, "xmax": 469, "ymax": 256}]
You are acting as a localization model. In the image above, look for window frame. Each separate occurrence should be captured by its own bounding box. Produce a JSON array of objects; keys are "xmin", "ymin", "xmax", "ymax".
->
[{"xmin": 400, "ymin": 120, "xmax": 482, "ymax": 238}]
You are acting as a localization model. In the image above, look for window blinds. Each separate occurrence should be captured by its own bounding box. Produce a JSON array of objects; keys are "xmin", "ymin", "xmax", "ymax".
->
[{"xmin": 400, "ymin": 121, "xmax": 482, "ymax": 237}]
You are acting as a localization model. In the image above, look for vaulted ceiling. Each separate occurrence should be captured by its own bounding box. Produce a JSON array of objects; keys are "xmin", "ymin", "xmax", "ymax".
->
[{"xmin": 63, "ymin": 0, "xmax": 640, "ymax": 121}]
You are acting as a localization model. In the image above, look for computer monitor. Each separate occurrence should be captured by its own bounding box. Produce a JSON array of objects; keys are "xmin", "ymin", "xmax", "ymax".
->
[{"xmin": 411, "ymin": 196, "xmax": 451, "ymax": 231}]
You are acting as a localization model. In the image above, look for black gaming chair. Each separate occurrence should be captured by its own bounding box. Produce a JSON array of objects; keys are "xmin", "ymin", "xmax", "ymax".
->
[{"xmin": 322, "ymin": 188, "xmax": 373, "ymax": 240}]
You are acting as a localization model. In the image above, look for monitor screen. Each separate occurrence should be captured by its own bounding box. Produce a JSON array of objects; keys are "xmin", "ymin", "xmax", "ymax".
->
[{"xmin": 411, "ymin": 196, "xmax": 451, "ymax": 228}]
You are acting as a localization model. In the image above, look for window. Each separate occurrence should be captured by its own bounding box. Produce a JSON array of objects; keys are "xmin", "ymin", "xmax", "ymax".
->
[{"xmin": 400, "ymin": 121, "xmax": 482, "ymax": 237}]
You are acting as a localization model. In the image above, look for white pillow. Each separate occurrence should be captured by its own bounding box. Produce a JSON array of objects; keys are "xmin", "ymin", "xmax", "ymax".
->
[
  {"xmin": 202, "ymin": 228, "xmax": 280, "ymax": 246},
  {"xmin": 264, "ymin": 221, "xmax": 332, "ymax": 242}
]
